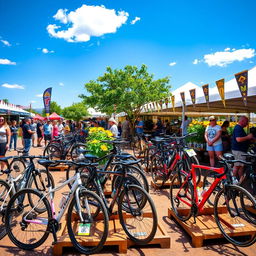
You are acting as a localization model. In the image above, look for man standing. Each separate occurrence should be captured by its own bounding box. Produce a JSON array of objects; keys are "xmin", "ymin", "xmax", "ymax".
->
[
  {"xmin": 180, "ymin": 115, "xmax": 191, "ymax": 135},
  {"xmin": 135, "ymin": 117, "xmax": 144, "ymax": 136},
  {"xmin": 22, "ymin": 118, "xmax": 35, "ymax": 155},
  {"xmin": 231, "ymin": 116, "xmax": 254, "ymax": 182},
  {"xmin": 30, "ymin": 119, "xmax": 37, "ymax": 147},
  {"xmin": 121, "ymin": 117, "xmax": 130, "ymax": 140},
  {"xmin": 36, "ymin": 120, "xmax": 43, "ymax": 147},
  {"xmin": 108, "ymin": 117, "xmax": 118, "ymax": 137},
  {"xmin": 43, "ymin": 120, "xmax": 53, "ymax": 146}
]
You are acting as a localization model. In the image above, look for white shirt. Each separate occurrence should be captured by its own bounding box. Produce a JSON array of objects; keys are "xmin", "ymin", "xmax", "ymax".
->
[
  {"xmin": 109, "ymin": 124, "xmax": 118, "ymax": 137},
  {"xmin": 205, "ymin": 125, "xmax": 222, "ymax": 146},
  {"xmin": 180, "ymin": 119, "xmax": 191, "ymax": 135},
  {"xmin": 58, "ymin": 124, "xmax": 64, "ymax": 134}
]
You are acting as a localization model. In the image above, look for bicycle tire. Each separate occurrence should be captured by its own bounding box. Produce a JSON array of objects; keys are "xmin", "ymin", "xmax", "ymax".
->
[
  {"xmin": 67, "ymin": 189, "xmax": 109, "ymax": 255},
  {"xmin": 118, "ymin": 184, "xmax": 157, "ymax": 245},
  {"xmin": 150, "ymin": 155, "xmax": 168, "ymax": 188},
  {"xmin": 0, "ymin": 179, "xmax": 12, "ymax": 240},
  {"xmin": 112, "ymin": 165, "xmax": 149, "ymax": 192},
  {"xmin": 27, "ymin": 169, "xmax": 55, "ymax": 213},
  {"xmin": 183, "ymin": 153, "xmax": 201, "ymax": 185},
  {"xmin": 5, "ymin": 188, "xmax": 52, "ymax": 250},
  {"xmin": 70, "ymin": 143, "xmax": 87, "ymax": 161},
  {"xmin": 10, "ymin": 158, "xmax": 26, "ymax": 178},
  {"xmin": 43, "ymin": 144, "xmax": 62, "ymax": 160},
  {"xmin": 169, "ymin": 171, "xmax": 193, "ymax": 221},
  {"xmin": 214, "ymin": 184, "xmax": 256, "ymax": 247}
]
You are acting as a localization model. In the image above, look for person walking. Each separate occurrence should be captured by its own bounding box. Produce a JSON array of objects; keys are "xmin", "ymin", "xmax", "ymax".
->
[
  {"xmin": 0, "ymin": 116, "xmax": 11, "ymax": 174},
  {"xmin": 204, "ymin": 116, "xmax": 222, "ymax": 167},
  {"xmin": 9, "ymin": 120, "xmax": 18, "ymax": 151},
  {"xmin": 231, "ymin": 116, "xmax": 254, "ymax": 183},
  {"xmin": 22, "ymin": 118, "xmax": 35, "ymax": 156},
  {"xmin": 43, "ymin": 120, "xmax": 53, "ymax": 146}
]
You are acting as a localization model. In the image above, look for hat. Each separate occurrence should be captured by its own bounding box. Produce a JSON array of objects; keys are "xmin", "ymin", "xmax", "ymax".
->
[
  {"xmin": 108, "ymin": 117, "xmax": 117, "ymax": 125},
  {"xmin": 209, "ymin": 116, "xmax": 216, "ymax": 121}
]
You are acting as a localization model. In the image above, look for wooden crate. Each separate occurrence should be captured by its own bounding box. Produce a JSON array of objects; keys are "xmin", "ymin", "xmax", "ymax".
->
[
  {"xmin": 168, "ymin": 208, "xmax": 256, "ymax": 247},
  {"xmin": 53, "ymin": 218, "xmax": 127, "ymax": 256},
  {"xmin": 151, "ymin": 180, "xmax": 203, "ymax": 190},
  {"xmin": 49, "ymin": 165, "xmax": 69, "ymax": 172}
]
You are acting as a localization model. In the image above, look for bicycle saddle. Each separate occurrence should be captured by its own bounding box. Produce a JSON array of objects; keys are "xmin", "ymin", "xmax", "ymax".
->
[
  {"xmin": 38, "ymin": 159, "xmax": 57, "ymax": 167},
  {"xmin": 115, "ymin": 154, "xmax": 132, "ymax": 160},
  {"xmin": 83, "ymin": 154, "xmax": 99, "ymax": 161},
  {"xmin": 223, "ymin": 153, "xmax": 235, "ymax": 160},
  {"xmin": 0, "ymin": 156, "xmax": 14, "ymax": 162}
]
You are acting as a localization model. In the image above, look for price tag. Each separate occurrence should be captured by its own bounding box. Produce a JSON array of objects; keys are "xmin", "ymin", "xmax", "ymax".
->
[
  {"xmin": 78, "ymin": 223, "xmax": 91, "ymax": 236},
  {"xmin": 232, "ymin": 223, "xmax": 245, "ymax": 228},
  {"xmin": 133, "ymin": 232, "xmax": 147, "ymax": 237},
  {"xmin": 185, "ymin": 149, "xmax": 197, "ymax": 157}
]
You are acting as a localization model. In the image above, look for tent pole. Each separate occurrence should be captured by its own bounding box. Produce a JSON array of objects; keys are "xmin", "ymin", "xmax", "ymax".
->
[{"xmin": 182, "ymin": 103, "xmax": 185, "ymax": 136}]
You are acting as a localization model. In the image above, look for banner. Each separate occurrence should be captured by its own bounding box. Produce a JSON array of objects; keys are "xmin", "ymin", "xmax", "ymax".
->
[
  {"xmin": 180, "ymin": 92, "xmax": 185, "ymax": 106},
  {"xmin": 202, "ymin": 84, "xmax": 209, "ymax": 108},
  {"xmin": 216, "ymin": 79, "xmax": 226, "ymax": 107},
  {"xmin": 165, "ymin": 97, "xmax": 169, "ymax": 108},
  {"xmin": 189, "ymin": 89, "xmax": 196, "ymax": 107},
  {"xmin": 171, "ymin": 95, "xmax": 175, "ymax": 112},
  {"xmin": 43, "ymin": 87, "xmax": 52, "ymax": 116},
  {"xmin": 159, "ymin": 99, "xmax": 163, "ymax": 109},
  {"xmin": 235, "ymin": 70, "xmax": 248, "ymax": 106}
]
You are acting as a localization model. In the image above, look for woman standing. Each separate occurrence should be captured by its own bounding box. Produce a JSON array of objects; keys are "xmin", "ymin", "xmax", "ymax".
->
[
  {"xmin": 0, "ymin": 116, "xmax": 11, "ymax": 173},
  {"xmin": 9, "ymin": 120, "xmax": 18, "ymax": 151},
  {"xmin": 204, "ymin": 116, "xmax": 223, "ymax": 167},
  {"xmin": 52, "ymin": 120, "xmax": 59, "ymax": 138}
]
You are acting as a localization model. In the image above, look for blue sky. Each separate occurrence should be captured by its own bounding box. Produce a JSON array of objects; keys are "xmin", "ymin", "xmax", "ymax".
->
[{"xmin": 0, "ymin": 0, "xmax": 256, "ymax": 108}]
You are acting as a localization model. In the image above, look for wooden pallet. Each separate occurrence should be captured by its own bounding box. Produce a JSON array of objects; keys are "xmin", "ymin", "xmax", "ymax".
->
[
  {"xmin": 53, "ymin": 217, "xmax": 127, "ymax": 256},
  {"xmin": 168, "ymin": 208, "xmax": 256, "ymax": 247},
  {"xmin": 151, "ymin": 180, "xmax": 203, "ymax": 190},
  {"xmin": 49, "ymin": 165, "xmax": 69, "ymax": 172}
]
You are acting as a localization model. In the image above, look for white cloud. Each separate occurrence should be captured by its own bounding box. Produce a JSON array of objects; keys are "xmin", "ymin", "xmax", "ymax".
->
[
  {"xmin": 204, "ymin": 48, "xmax": 255, "ymax": 67},
  {"xmin": 30, "ymin": 100, "xmax": 36, "ymax": 103},
  {"xmin": 47, "ymin": 4, "xmax": 129, "ymax": 42},
  {"xmin": 42, "ymin": 48, "xmax": 54, "ymax": 54},
  {"xmin": 224, "ymin": 47, "xmax": 230, "ymax": 51},
  {"xmin": 1, "ymin": 40, "xmax": 11, "ymax": 46},
  {"xmin": 169, "ymin": 62, "xmax": 176, "ymax": 66},
  {"xmin": 192, "ymin": 59, "xmax": 200, "ymax": 65},
  {"xmin": 36, "ymin": 93, "xmax": 43, "ymax": 97},
  {"xmin": 59, "ymin": 82, "xmax": 64, "ymax": 86},
  {"xmin": 1, "ymin": 83, "xmax": 24, "ymax": 89},
  {"xmin": 0, "ymin": 58, "xmax": 16, "ymax": 65},
  {"xmin": 131, "ymin": 17, "xmax": 140, "ymax": 25}
]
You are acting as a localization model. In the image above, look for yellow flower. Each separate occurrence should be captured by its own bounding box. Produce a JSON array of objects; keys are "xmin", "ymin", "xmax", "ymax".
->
[
  {"xmin": 100, "ymin": 145, "xmax": 108, "ymax": 151},
  {"xmin": 91, "ymin": 139, "xmax": 99, "ymax": 144},
  {"xmin": 98, "ymin": 127, "xmax": 105, "ymax": 132},
  {"xmin": 105, "ymin": 130, "xmax": 113, "ymax": 137}
]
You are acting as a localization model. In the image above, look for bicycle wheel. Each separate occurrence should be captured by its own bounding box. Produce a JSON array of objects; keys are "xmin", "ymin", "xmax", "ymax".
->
[
  {"xmin": 112, "ymin": 165, "xmax": 149, "ymax": 192},
  {"xmin": 70, "ymin": 143, "xmax": 87, "ymax": 161},
  {"xmin": 132, "ymin": 137, "xmax": 144, "ymax": 159},
  {"xmin": 118, "ymin": 184, "xmax": 157, "ymax": 245},
  {"xmin": 0, "ymin": 179, "xmax": 12, "ymax": 240},
  {"xmin": 214, "ymin": 185, "xmax": 256, "ymax": 247},
  {"xmin": 202, "ymin": 169, "xmax": 223, "ymax": 206},
  {"xmin": 150, "ymin": 155, "xmax": 168, "ymax": 188},
  {"xmin": 27, "ymin": 169, "xmax": 55, "ymax": 213},
  {"xmin": 67, "ymin": 189, "xmax": 109, "ymax": 255},
  {"xmin": 43, "ymin": 144, "xmax": 62, "ymax": 160},
  {"xmin": 10, "ymin": 158, "xmax": 26, "ymax": 178},
  {"xmin": 5, "ymin": 188, "xmax": 51, "ymax": 250},
  {"xmin": 169, "ymin": 171, "xmax": 193, "ymax": 221},
  {"xmin": 183, "ymin": 153, "xmax": 201, "ymax": 185}
]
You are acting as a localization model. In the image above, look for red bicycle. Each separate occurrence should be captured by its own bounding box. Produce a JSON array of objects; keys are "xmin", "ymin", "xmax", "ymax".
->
[{"xmin": 170, "ymin": 153, "xmax": 256, "ymax": 247}]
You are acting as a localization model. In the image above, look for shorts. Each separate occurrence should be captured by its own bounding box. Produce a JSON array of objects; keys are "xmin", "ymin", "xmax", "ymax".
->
[
  {"xmin": 44, "ymin": 134, "xmax": 52, "ymax": 141},
  {"xmin": 232, "ymin": 150, "xmax": 246, "ymax": 166},
  {"xmin": 0, "ymin": 143, "xmax": 7, "ymax": 155},
  {"xmin": 37, "ymin": 132, "xmax": 43, "ymax": 138},
  {"xmin": 206, "ymin": 143, "xmax": 223, "ymax": 152}
]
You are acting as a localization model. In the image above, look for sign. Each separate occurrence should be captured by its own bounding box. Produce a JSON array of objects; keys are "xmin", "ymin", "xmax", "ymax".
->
[
  {"xmin": 171, "ymin": 95, "xmax": 175, "ymax": 112},
  {"xmin": 189, "ymin": 89, "xmax": 196, "ymax": 107},
  {"xmin": 180, "ymin": 92, "xmax": 185, "ymax": 106},
  {"xmin": 216, "ymin": 79, "xmax": 226, "ymax": 107},
  {"xmin": 165, "ymin": 97, "xmax": 169, "ymax": 108},
  {"xmin": 43, "ymin": 87, "xmax": 52, "ymax": 116},
  {"xmin": 235, "ymin": 70, "xmax": 248, "ymax": 106},
  {"xmin": 202, "ymin": 84, "xmax": 209, "ymax": 108}
]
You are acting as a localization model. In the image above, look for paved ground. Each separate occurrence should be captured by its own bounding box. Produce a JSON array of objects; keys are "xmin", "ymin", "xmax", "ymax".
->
[{"xmin": 0, "ymin": 139, "xmax": 255, "ymax": 256}]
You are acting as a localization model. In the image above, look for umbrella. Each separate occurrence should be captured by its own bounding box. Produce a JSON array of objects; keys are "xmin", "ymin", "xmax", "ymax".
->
[
  {"xmin": 48, "ymin": 112, "xmax": 62, "ymax": 120},
  {"xmin": 33, "ymin": 114, "xmax": 44, "ymax": 121}
]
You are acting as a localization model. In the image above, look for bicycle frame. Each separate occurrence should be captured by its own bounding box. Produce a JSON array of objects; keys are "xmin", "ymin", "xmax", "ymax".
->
[
  {"xmin": 23, "ymin": 171, "xmax": 84, "ymax": 225},
  {"xmin": 176, "ymin": 164, "xmax": 225, "ymax": 213}
]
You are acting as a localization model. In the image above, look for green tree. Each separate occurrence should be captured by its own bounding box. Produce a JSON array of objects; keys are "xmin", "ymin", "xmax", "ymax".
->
[
  {"xmin": 80, "ymin": 64, "xmax": 171, "ymax": 127},
  {"xmin": 62, "ymin": 102, "xmax": 89, "ymax": 122},
  {"xmin": 42, "ymin": 101, "xmax": 62, "ymax": 116},
  {"xmin": 2, "ymin": 99, "xmax": 9, "ymax": 104}
]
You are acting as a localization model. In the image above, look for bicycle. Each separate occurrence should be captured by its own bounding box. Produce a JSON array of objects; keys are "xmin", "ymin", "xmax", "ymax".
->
[
  {"xmin": 150, "ymin": 133, "xmax": 201, "ymax": 188},
  {"xmin": 5, "ymin": 159, "xmax": 109, "ymax": 254},
  {"xmin": 0, "ymin": 155, "xmax": 54, "ymax": 240},
  {"xmin": 43, "ymin": 132, "xmax": 86, "ymax": 161},
  {"xmin": 170, "ymin": 153, "xmax": 256, "ymax": 247},
  {"xmin": 81, "ymin": 158, "xmax": 158, "ymax": 245}
]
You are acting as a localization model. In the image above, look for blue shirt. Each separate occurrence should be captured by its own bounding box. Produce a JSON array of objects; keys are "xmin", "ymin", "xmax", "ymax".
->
[
  {"xmin": 43, "ymin": 124, "xmax": 52, "ymax": 135},
  {"xmin": 135, "ymin": 121, "xmax": 144, "ymax": 134},
  {"xmin": 231, "ymin": 124, "xmax": 249, "ymax": 152}
]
